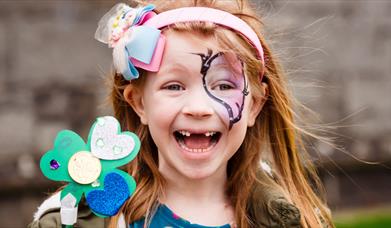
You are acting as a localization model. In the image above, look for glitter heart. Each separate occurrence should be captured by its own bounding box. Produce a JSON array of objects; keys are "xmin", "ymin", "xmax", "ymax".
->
[
  {"xmin": 85, "ymin": 172, "xmax": 130, "ymax": 216},
  {"xmin": 90, "ymin": 116, "xmax": 135, "ymax": 160}
]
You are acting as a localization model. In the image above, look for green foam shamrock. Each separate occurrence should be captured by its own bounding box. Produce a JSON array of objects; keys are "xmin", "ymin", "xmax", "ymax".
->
[{"xmin": 40, "ymin": 116, "xmax": 140, "ymax": 225}]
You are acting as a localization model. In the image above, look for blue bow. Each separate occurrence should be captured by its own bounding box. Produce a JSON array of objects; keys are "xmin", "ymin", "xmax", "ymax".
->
[
  {"xmin": 118, "ymin": 4, "xmax": 160, "ymax": 80},
  {"xmin": 122, "ymin": 25, "xmax": 161, "ymax": 80}
]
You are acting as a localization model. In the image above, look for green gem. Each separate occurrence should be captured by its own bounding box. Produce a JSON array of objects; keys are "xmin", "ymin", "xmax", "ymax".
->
[
  {"xmin": 96, "ymin": 138, "xmax": 105, "ymax": 148},
  {"xmin": 113, "ymin": 146, "xmax": 123, "ymax": 155},
  {"xmin": 97, "ymin": 118, "xmax": 105, "ymax": 126}
]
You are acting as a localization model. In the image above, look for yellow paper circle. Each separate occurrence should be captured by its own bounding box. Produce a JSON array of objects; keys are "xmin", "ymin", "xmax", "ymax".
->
[{"xmin": 68, "ymin": 151, "xmax": 101, "ymax": 184}]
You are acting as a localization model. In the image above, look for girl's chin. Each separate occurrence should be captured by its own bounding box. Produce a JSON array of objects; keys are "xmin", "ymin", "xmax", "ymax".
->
[
  {"xmin": 173, "ymin": 151, "xmax": 228, "ymax": 181},
  {"xmin": 176, "ymin": 164, "xmax": 225, "ymax": 180}
]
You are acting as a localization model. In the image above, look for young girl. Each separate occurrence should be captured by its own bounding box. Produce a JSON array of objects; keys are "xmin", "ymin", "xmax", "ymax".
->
[{"xmin": 31, "ymin": 0, "xmax": 333, "ymax": 227}]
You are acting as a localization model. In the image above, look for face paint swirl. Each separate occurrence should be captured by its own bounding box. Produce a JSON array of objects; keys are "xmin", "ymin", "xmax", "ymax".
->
[{"xmin": 193, "ymin": 50, "xmax": 249, "ymax": 129}]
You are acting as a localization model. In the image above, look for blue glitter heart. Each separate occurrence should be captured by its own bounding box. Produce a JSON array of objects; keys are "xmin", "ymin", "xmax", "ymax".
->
[{"xmin": 86, "ymin": 172, "xmax": 130, "ymax": 216}]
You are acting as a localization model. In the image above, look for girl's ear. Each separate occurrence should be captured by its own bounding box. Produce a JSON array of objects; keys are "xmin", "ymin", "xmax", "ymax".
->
[
  {"xmin": 248, "ymin": 82, "xmax": 268, "ymax": 127},
  {"xmin": 123, "ymin": 84, "xmax": 148, "ymax": 125}
]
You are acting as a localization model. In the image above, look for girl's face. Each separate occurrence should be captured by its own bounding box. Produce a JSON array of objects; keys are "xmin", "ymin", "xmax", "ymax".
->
[{"xmin": 126, "ymin": 31, "xmax": 265, "ymax": 181}]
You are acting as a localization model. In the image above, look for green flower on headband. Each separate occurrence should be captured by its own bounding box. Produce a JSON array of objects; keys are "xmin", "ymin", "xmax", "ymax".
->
[{"xmin": 40, "ymin": 116, "xmax": 140, "ymax": 224}]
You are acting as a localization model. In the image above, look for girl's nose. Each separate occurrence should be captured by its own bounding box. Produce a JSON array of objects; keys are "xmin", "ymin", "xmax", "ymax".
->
[{"xmin": 182, "ymin": 88, "xmax": 214, "ymax": 119}]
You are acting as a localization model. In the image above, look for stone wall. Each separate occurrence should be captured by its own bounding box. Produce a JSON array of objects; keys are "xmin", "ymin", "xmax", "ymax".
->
[{"xmin": 0, "ymin": 0, "xmax": 390, "ymax": 226}]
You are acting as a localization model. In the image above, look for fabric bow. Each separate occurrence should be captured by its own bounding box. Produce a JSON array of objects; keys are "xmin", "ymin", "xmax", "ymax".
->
[{"xmin": 95, "ymin": 3, "xmax": 165, "ymax": 80}]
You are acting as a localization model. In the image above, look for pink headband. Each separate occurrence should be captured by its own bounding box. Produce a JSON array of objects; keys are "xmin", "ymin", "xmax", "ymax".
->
[
  {"xmin": 145, "ymin": 7, "xmax": 265, "ymax": 62},
  {"xmin": 95, "ymin": 4, "xmax": 265, "ymax": 80}
]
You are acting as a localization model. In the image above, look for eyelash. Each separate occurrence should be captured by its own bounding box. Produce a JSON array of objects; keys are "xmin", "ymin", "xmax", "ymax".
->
[
  {"xmin": 212, "ymin": 81, "xmax": 235, "ymax": 91},
  {"xmin": 217, "ymin": 84, "xmax": 234, "ymax": 90},
  {"xmin": 163, "ymin": 83, "xmax": 184, "ymax": 91},
  {"xmin": 161, "ymin": 81, "xmax": 236, "ymax": 91}
]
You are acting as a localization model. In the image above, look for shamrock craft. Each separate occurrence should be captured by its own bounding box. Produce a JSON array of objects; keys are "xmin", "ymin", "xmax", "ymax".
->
[{"xmin": 40, "ymin": 116, "xmax": 140, "ymax": 226}]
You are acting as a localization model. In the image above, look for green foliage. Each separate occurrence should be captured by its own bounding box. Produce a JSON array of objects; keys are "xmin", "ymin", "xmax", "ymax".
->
[{"xmin": 335, "ymin": 210, "xmax": 391, "ymax": 228}]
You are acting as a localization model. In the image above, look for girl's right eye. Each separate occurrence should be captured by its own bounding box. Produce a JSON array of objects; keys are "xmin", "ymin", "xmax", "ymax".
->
[{"xmin": 163, "ymin": 83, "xmax": 184, "ymax": 91}]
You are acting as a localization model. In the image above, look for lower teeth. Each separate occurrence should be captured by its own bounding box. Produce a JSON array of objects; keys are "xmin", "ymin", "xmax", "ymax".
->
[{"xmin": 178, "ymin": 140, "xmax": 216, "ymax": 153}]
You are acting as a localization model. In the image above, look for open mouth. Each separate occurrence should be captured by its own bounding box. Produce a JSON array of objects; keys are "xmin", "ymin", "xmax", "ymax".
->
[{"xmin": 174, "ymin": 130, "xmax": 222, "ymax": 153}]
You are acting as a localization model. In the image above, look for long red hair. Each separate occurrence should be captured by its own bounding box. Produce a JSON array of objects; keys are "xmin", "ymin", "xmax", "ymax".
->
[{"xmin": 107, "ymin": 0, "xmax": 333, "ymax": 227}]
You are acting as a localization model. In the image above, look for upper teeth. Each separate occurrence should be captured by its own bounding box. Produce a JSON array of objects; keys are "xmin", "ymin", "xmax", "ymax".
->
[
  {"xmin": 178, "ymin": 130, "xmax": 216, "ymax": 137},
  {"xmin": 205, "ymin": 132, "xmax": 216, "ymax": 137},
  {"xmin": 179, "ymin": 130, "xmax": 191, "ymax": 136}
]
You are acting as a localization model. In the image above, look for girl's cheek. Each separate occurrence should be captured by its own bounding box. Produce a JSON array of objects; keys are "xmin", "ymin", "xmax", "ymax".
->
[
  {"xmin": 211, "ymin": 102, "xmax": 230, "ymax": 128},
  {"xmin": 206, "ymin": 91, "xmax": 247, "ymax": 129},
  {"xmin": 151, "ymin": 97, "xmax": 182, "ymax": 118}
]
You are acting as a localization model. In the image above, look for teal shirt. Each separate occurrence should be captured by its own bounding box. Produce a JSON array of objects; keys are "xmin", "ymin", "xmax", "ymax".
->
[{"xmin": 129, "ymin": 204, "xmax": 231, "ymax": 228}]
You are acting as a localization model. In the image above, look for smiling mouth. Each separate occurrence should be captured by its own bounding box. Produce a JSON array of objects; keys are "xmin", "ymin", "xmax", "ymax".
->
[{"xmin": 174, "ymin": 130, "xmax": 222, "ymax": 153}]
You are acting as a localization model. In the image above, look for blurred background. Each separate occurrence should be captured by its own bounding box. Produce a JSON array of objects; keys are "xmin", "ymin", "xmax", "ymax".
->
[{"xmin": 0, "ymin": 0, "xmax": 390, "ymax": 227}]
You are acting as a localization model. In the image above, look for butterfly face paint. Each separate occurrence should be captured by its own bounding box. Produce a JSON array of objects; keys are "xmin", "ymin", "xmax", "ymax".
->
[{"xmin": 193, "ymin": 49, "xmax": 249, "ymax": 130}]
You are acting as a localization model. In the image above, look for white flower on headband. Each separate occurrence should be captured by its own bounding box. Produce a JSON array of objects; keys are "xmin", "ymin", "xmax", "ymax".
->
[
  {"xmin": 95, "ymin": 3, "xmax": 138, "ymax": 48},
  {"xmin": 95, "ymin": 3, "xmax": 158, "ymax": 80}
]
